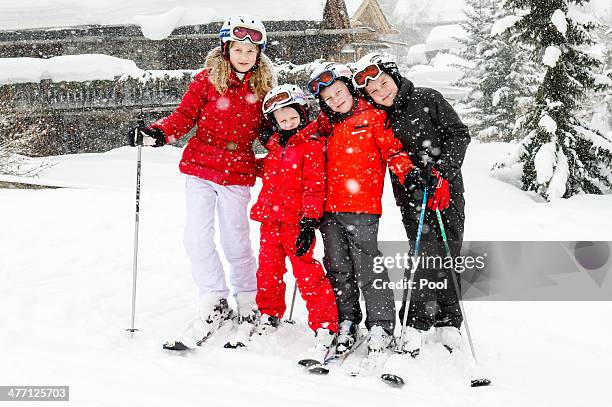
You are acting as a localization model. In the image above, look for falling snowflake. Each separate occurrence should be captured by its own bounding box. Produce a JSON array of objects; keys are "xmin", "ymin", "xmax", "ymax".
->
[
  {"xmin": 345, "ymin": 179, "xmax": 361, "ymax": 194},
  {"xmin": 246, "ymin": 93, "xmax": 258, "ymax": 104},
  {"xmin": 217, "ymin": 97, "xmax": 230, "ymax": 110}
]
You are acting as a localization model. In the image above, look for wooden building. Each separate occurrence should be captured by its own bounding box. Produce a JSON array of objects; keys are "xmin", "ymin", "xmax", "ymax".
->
[{"xmin": 0, "ymin": 0, "xmax": 397, "ymax": 155}]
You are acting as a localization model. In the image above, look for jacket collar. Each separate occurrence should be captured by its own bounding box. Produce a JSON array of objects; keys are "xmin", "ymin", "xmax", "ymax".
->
[
  {"xmin": 392, "ymin": 77, "xmax": 415, "ymax": 111},
  {"xmin": 229, "ymin": 70, "xmax": 252, "ymax": 91}
]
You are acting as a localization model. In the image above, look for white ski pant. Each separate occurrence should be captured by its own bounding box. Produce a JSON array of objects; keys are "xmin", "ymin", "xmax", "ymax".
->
[{"xmin": 184, "ymin": 175, "xmax": 257, "ymax": 298}]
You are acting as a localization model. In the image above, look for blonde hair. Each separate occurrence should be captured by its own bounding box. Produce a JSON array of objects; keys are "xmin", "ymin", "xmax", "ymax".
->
[{"xmin": 204, "ymin": 45, "xmax": 276, "ymax": 99}]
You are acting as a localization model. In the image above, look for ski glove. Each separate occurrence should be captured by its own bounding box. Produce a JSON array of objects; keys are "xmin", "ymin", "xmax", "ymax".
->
[
  {"xmin": 295, "ymin": 217, "xmax": 318, "ymax": 257},
  {"xmin": 128, "ymin": 126, "xmax": 166, "ymax": 147},
  {"xmin": 427, "ymin": 168, "xmax": 450, "ymax": 211},
  {"xmin": 403, "ymin": 167, "xmax": 437, "ymax": 191}
]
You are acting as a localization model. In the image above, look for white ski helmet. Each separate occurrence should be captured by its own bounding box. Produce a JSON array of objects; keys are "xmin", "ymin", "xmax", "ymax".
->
[
  {"xmin": 262, "ymin": 84, "xmax": 308, "ymax": 116},
  {"xmin": 352, "ymin": 53, "xmax": 401, "ymax": 89},
  {"xmin": 219, "ymin": 15, "xmax": 267, "ymax": 49},
  {"xmin": 307, "ymin": 62, "xmax": 354, "ymax": 97}
]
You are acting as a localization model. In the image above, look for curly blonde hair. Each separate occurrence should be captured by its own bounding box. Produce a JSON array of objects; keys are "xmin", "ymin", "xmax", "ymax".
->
[{"xmin": 204, "ymin": 45, "xmax": 276, "ymax": 99}]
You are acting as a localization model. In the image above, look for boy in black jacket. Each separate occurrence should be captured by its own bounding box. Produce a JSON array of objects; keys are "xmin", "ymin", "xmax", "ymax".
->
[{"xmin": 352, "ymin": 53, "xmax": 471, "ymax": 357}]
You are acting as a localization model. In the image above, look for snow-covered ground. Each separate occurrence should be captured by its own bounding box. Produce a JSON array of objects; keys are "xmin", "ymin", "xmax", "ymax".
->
[{"xmin": 1, "ymin": 142, "xmax": 611, "ymax": 406}]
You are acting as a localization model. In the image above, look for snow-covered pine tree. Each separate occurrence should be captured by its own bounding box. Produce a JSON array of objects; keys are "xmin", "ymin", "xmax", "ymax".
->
[
  {"xmin": 494, "ymin": 0, "xmax": 612, "ymax": 200},
  {"xmin": 456, "ymin": 0, "xmax": 539, "ymax": 142}
]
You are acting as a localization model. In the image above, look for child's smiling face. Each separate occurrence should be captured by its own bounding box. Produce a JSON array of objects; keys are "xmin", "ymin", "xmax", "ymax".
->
[
  {"xmin": 320, "ymin": 81, "xmax": 354, "ymax": 114},
  {"xmin": 364, "ymin": 72, "xmax": 398, "ymax": 107}
]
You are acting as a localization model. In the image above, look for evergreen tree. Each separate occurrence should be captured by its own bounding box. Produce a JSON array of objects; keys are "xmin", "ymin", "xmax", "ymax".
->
[
  {"xmin": 494, "ymin": 0, "xmax": 612, "ymax": 200},
  {"xmin": 457, "ymin": 0, "xmax": 539, "ymax": 142}
]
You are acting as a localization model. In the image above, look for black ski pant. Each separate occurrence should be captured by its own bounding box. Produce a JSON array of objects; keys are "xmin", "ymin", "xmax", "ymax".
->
[
  {"xmin": 319, "ymin": 212, "xmax": 396, "ymax": 334},
  {"xmin": 392, "ymin": 178, "xmax": 466, "ymax": 331}
]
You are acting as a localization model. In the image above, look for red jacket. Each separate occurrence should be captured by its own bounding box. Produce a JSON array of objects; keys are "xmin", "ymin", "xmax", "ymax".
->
[
  {"xmin": 151, "ymin": 69, "xmax": 265, "ymax": 186},
  {"xmin": 325, "ymin": 98, "xmax": 413, "ymax": 214},
  {"xmin": 250, "ymin": 122, "xmax": 325, "ymax": 224}
]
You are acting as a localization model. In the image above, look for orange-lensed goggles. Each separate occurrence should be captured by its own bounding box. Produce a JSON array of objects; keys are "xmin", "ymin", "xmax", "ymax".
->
[
  {"xmin": 263, "ymin": 91, "xmax": 292, "ymax": 114},
  {"xmin": 232, "ymin": 26, "xmax": 264, "ymax": 43},
  {"xmin": 353, "ymin": 64, "xmax": 383, "ymax": 88},
  {"xmin": 307, "ymin": 70, "xmax": 338, "ymax": 96}
]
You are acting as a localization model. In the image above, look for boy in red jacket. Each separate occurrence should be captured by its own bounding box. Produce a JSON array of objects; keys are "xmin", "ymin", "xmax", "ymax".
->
[
  {"xmin": 307, "ymin": 62, "xmax": 415, "ymax": 358},
  {"xmin": 250, "ymin": 85, "xmax": 338, "ymax": 363}
]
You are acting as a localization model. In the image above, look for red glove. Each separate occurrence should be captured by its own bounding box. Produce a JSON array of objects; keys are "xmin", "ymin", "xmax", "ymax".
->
[{"xmin": 427, "ymin": 168, "xmax": 450, "ymax": 211}]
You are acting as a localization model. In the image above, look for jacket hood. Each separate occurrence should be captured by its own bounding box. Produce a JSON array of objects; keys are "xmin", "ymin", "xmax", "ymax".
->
[
  {"xmin": 204, "ymin": 46, "xmax": 276, "ymax": 98},
  {"xmin": 391, "ymin": 77, "xmax": 415, "ymax": 111}
]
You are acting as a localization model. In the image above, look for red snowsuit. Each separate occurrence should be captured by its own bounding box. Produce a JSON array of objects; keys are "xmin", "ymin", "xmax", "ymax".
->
[
  {"xmin": 250, "ymin": 121, "xmax": 338, "ymax": 333},
  {"xmin": 151, "ymin": 69, "xmax": 265, "ymax": 186}
]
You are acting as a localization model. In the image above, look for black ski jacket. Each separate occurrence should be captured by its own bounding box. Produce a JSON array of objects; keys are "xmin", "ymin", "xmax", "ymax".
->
[{"xmin": 387, "ymin": 77, "xmax": 470, "ymax": 198}]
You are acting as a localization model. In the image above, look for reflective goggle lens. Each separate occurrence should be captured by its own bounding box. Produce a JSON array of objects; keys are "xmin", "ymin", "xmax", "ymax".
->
[
  {"xmin": 353, "ymin": 64, "xmax": 383, "ymax": 88},
  {"xmin": 233, "ymin": 26, "xmax": 263, "ymax": 42},
  {"xmin": 307, "ymin": 70, "xmax": 336, "ymax": 96},
  {"xmin": 263, "ymin": 91, "xmax": 292, "ymax": 113}
]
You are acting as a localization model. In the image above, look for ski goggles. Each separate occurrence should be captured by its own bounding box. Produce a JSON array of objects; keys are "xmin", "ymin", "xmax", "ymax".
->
[
  {"xmin": 353, "ymin": 64, "xmax": 383, "ymax": 88},
  {"xmin": 232, "ymin": 26, "xmax": 264, "ymax": 43},
  {"xmin": 263, "ymin": 91, "xmax": 292, "ymax": 114},
  {"xmin": 307, "ymin": 70, "xmax": 338, "ymax": 96}
]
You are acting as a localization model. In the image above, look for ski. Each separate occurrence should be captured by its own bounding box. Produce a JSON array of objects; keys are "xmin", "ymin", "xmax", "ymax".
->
[
  {"xmin": 223, "ymin": 316, "xmax": 258, "ymax": 349},
  {"xmin": 348, "ymin": 348, "xmax": 392, "ymax": 378},
  {"xmin": 162, "ymin": 314, "xmax": 234, "ymax": 352},
  {"xmin": 298, "ymin": 330, "xmax": 367, "ymax": 375},
  {"xmin": 379, "ymin": 351, "xmax": 416, "ymax": 387}
]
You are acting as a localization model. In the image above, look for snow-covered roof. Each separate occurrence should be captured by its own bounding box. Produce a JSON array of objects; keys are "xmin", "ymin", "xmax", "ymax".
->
[
  {"xmin": 0, "ymin": 54, "xmax": 190, "ymax": 85},
  {"xmin": 425, "ymin": 24, "xmax": 468, "ymax": 52},
  {"xmin": 393, "ymin": 0, "xmax": 467, "ymax": 25},
  {"xmin": 0, "ymin": 0, "xmax": 334, "ymax": 31}
]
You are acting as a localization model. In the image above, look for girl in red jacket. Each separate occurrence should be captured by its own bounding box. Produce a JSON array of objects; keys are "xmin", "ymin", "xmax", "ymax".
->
[
  {"xmin": 250, "ymin": 85, "xmax": 338, "ymax": 363},
  {"xmin": 128, "ymin": 16, "xmax": 276, "ymax": 350}
]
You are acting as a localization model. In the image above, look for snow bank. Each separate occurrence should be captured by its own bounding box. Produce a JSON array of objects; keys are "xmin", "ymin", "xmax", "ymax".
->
[
  {"xmin": 490, "ymin": 15, "xmax": 522, "ymax": 36},
  {"xmin": 543, "ymin": 46, "xmax": 562, "ymax": 68},
  {"xmin": 429, "ymin": 53, "xmax": 472, "ymax": 69},
  {"xmin": 404, "ymin": 64, "xmax": 467, "ymax": 99},
  {"xmin": 551, "ymin": 9, "xmax": 568, "ymax": 36},
  {"xmin": 0, "ymin": 55, "xmax": 193, "ymax": 85},
  {"xmin": 425, "ymin": 24, "xmax": 468, "ymax": 52},
  {"xmin": 406, "ymin": 44, "xmax": 428, "ymax": 66}
]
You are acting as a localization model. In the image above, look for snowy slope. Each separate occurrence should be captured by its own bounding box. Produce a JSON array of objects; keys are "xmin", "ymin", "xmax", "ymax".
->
[{"xmin": 1, "ymin": 143, "xmax": 611, "ymax": 406}]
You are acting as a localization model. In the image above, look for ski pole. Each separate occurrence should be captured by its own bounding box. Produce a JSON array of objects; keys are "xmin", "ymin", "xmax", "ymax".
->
[
  {"xmin": 436, "ymin": 209, "xmax": 491, "ymax": 387},
  {"xmin": 127, "ymin": 120, "xmax": 145, "ymax": 336},
  {"xmin": 396, "ymin": 186, "xmax": 428, "ymax": 352},
  {"xmin": 285, "ymin": 284, "xmax": 298, "ymax": 324}
]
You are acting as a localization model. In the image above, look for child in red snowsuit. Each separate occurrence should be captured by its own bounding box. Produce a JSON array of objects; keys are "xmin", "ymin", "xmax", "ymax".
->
[{"xmin": 250, "ymin": 85, "xmax": 338, "ymax": 347}]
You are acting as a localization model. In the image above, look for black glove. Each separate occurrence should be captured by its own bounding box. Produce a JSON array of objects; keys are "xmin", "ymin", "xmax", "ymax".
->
[
  {"xmin": 295, "ymin": 218, "xmax": 318, "ymax": 257},
  {"xmin": 403, "ymin": 165, "xmax": 437, "ymax": 192},
  {"xmin": 128, "ymin": 125, "xmax": 166, "ymax": 147}
]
